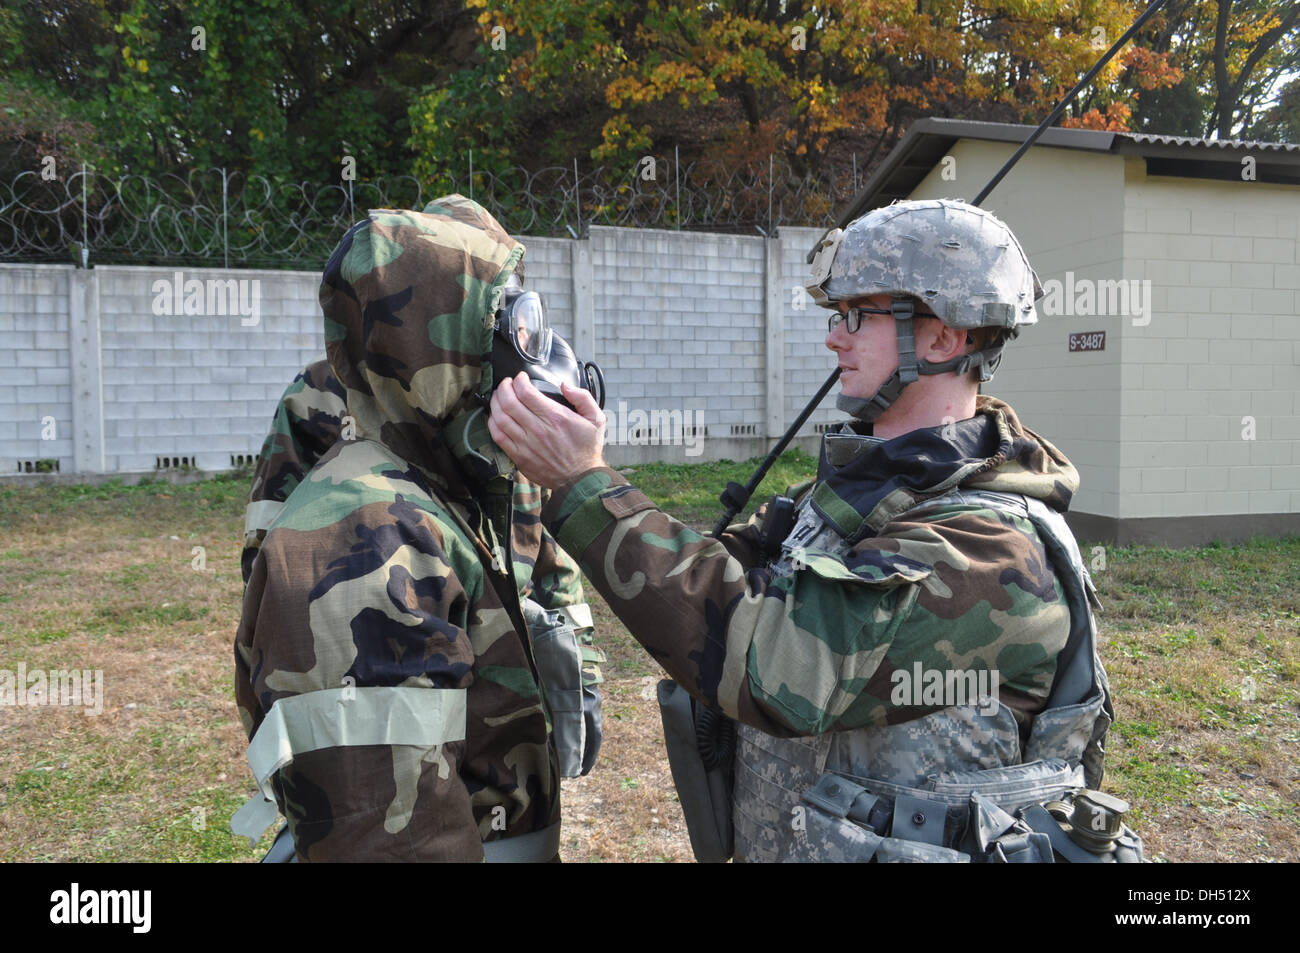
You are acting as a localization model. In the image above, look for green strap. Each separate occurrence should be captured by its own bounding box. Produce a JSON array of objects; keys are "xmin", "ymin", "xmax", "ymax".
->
[
  {"xmin": 1021, "ymin": 804, "xmax": 1109, "ymax": 864},
  {"xmin": 246, "ymin": 686, "xmax": 468, "ymax": 801},
  {"xmin": 243, "ymin": 499, "xmax": 286, "ymax": 537}
]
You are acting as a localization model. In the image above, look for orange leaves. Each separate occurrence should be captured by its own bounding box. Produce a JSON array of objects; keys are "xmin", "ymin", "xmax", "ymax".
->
[
  {"xmin": 1062, "ymin": 101, "xmax": 1134, "ymax": 132},
  {"xmin": 452, "ymin": 0, "xmax": 1189, "ymax": 172},
  {"xmin": 1123, "ymin": 46, "xmax": 1184, "ymax": 92}
]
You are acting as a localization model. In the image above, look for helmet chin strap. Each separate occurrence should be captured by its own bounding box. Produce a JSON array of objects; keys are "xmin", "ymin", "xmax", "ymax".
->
[
  {"xmin": 838, "ymin": 297, "xmax": 917, "ymax": 423},
  {"xmin": 837, "ymin": 296, "xmax": 1013, "ymax": 423}
]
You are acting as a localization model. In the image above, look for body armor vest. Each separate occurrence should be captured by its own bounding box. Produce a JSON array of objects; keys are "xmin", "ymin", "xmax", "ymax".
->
[{"xmin": 733, "ymin": 486, "xmax": 1122, "ymax": 863}]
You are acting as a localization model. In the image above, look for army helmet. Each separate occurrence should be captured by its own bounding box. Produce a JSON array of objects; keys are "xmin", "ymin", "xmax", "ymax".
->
[
  {"xmin": 804, "ymin": 199, "xmax": 1041, "ymax": 420},
  {"xmin": 806, "ymin": 198, "xmax": 1042, "ymax": 329}
]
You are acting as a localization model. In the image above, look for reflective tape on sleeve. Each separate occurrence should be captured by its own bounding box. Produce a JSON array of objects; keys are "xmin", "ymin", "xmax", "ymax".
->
[
  {"xmin": 245, "ymin": 686, "xmax": 468, "ymax": 800},
  {"xmin": 244, "ymin": 499, "xmax": 286, "ymax": 539}
]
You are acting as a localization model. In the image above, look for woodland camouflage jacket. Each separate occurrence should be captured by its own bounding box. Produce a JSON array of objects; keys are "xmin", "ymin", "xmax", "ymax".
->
[
  {"xmin": 542, "ymin": 397, "xmax": 1079, "ymax": 738},
  {"xmin": 235, "ymin": 198, "xmax": 597, "ymax": 861},
  {"xmin": 240, "ymin": 357, "xmax": 590, "ymax": 615}
]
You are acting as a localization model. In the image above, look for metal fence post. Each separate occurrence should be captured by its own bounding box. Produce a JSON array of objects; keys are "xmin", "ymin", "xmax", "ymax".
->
[
  {"xmin": 674, "ymin": 145, "xmax": 680, "ymax": 231},
  {"xmin": 81, "ymin": 163, "xmax": 89, "ymax": 268},
  {"xmin": 768, "ymin": 153, "xmax": 774, "ymax": 234},
  {"xmin": 221, "ymin": 167, "xmax": 229, "ymax": 269}
]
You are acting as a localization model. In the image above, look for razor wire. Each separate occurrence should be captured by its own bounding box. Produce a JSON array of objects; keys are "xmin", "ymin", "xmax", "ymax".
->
[{"xmin": 0, "ymin": 157, "xmax": 853, "ymax": 269}]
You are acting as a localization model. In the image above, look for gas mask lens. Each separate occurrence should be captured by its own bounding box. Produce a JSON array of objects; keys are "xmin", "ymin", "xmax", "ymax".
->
[
  {"xmin": 498, "ymin": 290, "xmax": 551, "ymax": 363},
  {"xmin": 490, "ymin": 284, "xmax": 605, "ymax": 412}
]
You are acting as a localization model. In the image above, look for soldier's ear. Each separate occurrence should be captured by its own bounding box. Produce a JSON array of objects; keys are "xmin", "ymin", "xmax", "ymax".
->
[{"xmin": 921, "ymin": 317, "xmax": 966, "ymax": 360}]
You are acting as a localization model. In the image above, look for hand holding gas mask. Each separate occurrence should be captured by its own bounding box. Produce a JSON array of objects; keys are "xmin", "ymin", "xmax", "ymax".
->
[
  {"xmin": 491, "ymin": 282, "xmax": 604, "ymax": 412},
  {"xmin": 487, "ymin": 278, "xmax": 608, "ymax": 489}
]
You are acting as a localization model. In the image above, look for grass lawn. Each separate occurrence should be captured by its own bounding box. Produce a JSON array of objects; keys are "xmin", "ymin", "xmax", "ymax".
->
[{"xmin": 0, "ymin": 452, "xmax": 1296, "ymax": 862}]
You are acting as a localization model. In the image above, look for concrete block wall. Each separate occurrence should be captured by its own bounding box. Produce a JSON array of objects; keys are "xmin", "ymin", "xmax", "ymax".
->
[
  {"xmin": 780, "ymin": 226, "xmax": 843, "ymax": 437},
  {"xmin": 0, "ymin": 265, "xmax": 74, "ymax": 472},
  {"xmin": 95, "ymin": 267, "xmax": 324, "ymax": 472},
  {"xmin": 1119, "ymin": 167, "xmax": 1300, "ymax": 520},
  {"xmin": 590, "ymin": 226, "xmax": 766, "ymax": 451},
  {"xmin": 518, "ymin": 236, "xmax": 575, "ymax": 341},
  {"xmin": 0, "ymin": 226, "xmax": 806, "ymax": 476}
]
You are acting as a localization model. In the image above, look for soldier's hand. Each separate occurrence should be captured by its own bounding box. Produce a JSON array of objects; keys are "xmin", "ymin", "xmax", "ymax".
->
[{"xmin": 489, "ymin": 373, "xmax": 607, "ymax": 489}]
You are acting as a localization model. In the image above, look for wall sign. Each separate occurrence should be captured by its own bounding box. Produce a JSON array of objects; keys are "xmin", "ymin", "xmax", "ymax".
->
[{"xmin": 1069, "ymin": 331, "xmax": 1106, "ymax": 352}]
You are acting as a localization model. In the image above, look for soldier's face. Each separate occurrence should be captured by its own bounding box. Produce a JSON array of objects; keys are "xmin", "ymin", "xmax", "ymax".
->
[
  {"xmin": 825, "ymin": 294, "xmax": 902, "ymax": 400},
  {"xmin": 514, "ymin": 315, "xmax": 531, "ymax": 353}
]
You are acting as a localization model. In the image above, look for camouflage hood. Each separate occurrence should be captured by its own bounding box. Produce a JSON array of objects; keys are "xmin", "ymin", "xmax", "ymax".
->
[
  {"xmin": 810, "ymin": 395, "xmax": 1080, "ymax": 540},
  {"xmin": 320, "ymin": 196, "xmax": 524, "ymax": 479}
]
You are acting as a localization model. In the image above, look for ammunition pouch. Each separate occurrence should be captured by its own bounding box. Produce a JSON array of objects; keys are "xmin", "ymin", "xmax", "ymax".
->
[{"xmin": 783, "ymin": 764, "xmax": 1144, "ymax": 863}]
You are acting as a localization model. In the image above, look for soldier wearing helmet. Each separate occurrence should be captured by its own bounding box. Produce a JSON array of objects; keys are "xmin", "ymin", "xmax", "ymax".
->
[
  {"xmin": 489, "ymin": 198, "xmax": 1142, "ymax": 863},
  {"xmin": 807, "ymin": 198, "xmax": 1038, "ymax": 428}
]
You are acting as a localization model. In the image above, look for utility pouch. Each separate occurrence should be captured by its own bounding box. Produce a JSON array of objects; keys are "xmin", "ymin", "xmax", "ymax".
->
[
  {"xmin": 780, "ymin": 772, "xmax": 884, "ymax": 863},
  {"xmin": 780, "ymin": 769, "xmax": 1141, "ymax": 863},
  {"xmin": 657, "ymin": 680, "xmax": 734, "ymax": 863},
  {"xmin": 523, "ymin": 598, "xmax": 589, "ymax": 779},
  {"xmin": 784, "ymin": 775, "xmax": 972, "ymax": 863}
]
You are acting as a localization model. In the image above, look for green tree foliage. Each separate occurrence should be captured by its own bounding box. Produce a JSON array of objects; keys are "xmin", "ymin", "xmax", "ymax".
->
[
  {"xmin": 0, "ymin": 0, "xmax": 476, "ymax": 180},
  {"xmin": 1128, "ymin": 0, "xmax": 1300, "ymax": 140},
  {"xmin": 1, "ymin": 0, "xmax": 1297, "ymax": 191},
  {"xmin": 1251, "ymin": 77, "xmax": 1300, "ymax": 143}
]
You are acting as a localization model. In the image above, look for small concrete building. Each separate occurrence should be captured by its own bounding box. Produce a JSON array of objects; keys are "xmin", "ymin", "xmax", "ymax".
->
[{"xmin": 844, "ymin": 118, "xmax": 1300, "ymax": 545}]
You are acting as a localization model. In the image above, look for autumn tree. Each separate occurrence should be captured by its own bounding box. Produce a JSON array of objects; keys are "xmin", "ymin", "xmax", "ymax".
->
[
  {"xmin": 1127, "ymin": 0, "xmax": 1300, "ymax": 139},
  {"xmin": 432, "ymin": 0, "xmax": 1181, "ymax": 180}
]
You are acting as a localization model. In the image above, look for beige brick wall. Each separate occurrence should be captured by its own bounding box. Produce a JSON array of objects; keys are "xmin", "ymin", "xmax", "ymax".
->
[
  {"xmin": 1121, "ymin": 161, "xmax": 1299, "ymax": 519},
  {"xmin": 908, "ymin": 140, "xmax": 1300, "ymax": 523},
  {"xmin": 910, "ymin": 140, "xmax": 1127, "ymax": 519}
]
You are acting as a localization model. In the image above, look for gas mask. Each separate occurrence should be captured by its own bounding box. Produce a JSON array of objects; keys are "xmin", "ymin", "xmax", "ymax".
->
[{"xmin": 491, "ymin": 286, "xmax": 605, "ymax": 410}]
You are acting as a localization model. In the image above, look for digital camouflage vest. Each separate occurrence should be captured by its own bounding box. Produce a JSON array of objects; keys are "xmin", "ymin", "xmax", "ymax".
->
[{"xmin": 733, "ymin": 437, "xmax": 1127, "ymax": 863}]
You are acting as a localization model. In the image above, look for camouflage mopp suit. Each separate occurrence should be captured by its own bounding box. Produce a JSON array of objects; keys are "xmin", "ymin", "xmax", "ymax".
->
[
  {"xmin": 542, "ymin": 398, "xmax": 1140, "ymax": 862},
  {"xmin": 234, "ymin": 197, "xmax": 602, "ymax": 861}
]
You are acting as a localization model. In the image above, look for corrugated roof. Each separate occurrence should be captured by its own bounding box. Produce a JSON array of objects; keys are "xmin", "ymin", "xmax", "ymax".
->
[
  {"xmin": 834, "ymin": 119, "xmax": 1300, "ymax": 234},
  {"xmin": 1121, "ymin": 132, "xmax": 1300, "ymax": 153}
]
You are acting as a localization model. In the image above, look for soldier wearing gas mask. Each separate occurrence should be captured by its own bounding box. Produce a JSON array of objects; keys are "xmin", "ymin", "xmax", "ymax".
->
[
  {"xmin": 233, "ymin": 196, "xmax": 607, "ymax": 862},
  {"xmin": 489, "ymin": 198, "xmax": 1143, "ymax": 863}
]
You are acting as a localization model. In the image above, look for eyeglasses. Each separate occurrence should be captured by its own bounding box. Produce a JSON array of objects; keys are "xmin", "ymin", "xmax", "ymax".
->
[
  {"xmin": 827, "ymin": 307, "xmax": 892, "ymax": 334},
  {"xmin": 827, "ymin": 304, "xmax": 938, "ymax": 334}
]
